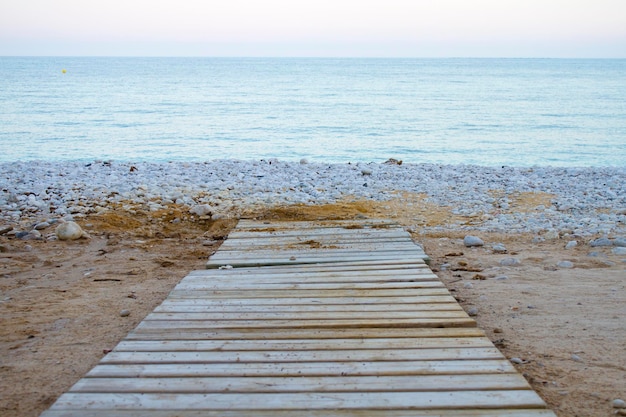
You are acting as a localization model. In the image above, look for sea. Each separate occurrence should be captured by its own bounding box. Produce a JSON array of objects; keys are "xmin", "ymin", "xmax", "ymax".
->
[{"xmin": 1, "ymin": 57, "xmax": 625, "ymax": 167}]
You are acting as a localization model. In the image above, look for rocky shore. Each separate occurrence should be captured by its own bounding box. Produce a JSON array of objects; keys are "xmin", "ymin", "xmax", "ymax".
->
[{"xmin": 2, "ymin": 160, "xmax": 625, "ymax": 239}]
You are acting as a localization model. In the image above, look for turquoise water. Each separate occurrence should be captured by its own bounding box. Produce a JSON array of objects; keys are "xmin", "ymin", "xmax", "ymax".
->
[{"xmin": 1, "ymin": 57, "xmax": 625, "ymax": 166}]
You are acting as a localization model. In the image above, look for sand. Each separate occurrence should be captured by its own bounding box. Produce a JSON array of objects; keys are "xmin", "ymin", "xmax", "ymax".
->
[{"xmin": 1, "ymin": 198, "xmax": 625, "ymax": 417}]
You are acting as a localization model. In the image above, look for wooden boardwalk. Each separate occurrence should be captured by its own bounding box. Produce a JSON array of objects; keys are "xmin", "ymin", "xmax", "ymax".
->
[{"xmin": 41, "ymin": 219, "xmax": 556, "ymax": 416}]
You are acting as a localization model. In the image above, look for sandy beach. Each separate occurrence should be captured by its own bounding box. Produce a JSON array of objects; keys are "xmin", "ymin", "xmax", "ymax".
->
[{"xmin": 1, "ymin": 161, "xmax": 625, "ymax": 417}]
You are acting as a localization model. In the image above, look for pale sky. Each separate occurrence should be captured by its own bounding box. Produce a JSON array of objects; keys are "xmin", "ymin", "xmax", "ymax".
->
[{"xmin": 1, "ymin": 0, "xmax": 625, "ymax": 57}]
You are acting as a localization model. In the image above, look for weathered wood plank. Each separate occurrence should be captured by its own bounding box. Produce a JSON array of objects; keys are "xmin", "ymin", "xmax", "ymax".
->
[
  {"xmin": 168, "ymin": 287, "xmax": 451, "ymax": 299},
  {"xmin": 160, "ymin": 295, "xmax": 458, "ymax": 305},
  {"xmin": 100, "ymin": 347, "xmax": 504, "ymax": 364},
  {"xmin": 200, "ymin": 259, "xmax": 429, "ymax": 273},
  {"xmin": 191, "ymin": 264, "xmax": 433, "ymax": 274},
  {"xmin": 41, "ymin": 408, "xmax": 552, "ymax": 417},
  {"xmin": 144, "ymin": 310, "xmax": 468, "ymax": 322},
  {"xmin": 86, "ymin": 359, "xmax": 516, "ymax": 378},
  {"xmin": 207, "ymin": 254, "xmax": 428, "ymax": 269},
  {"xmin": 154, "ymin": 302, "xmax": 464, "ymax": 313},
  {"xmin": 125, "ymin": 326, "xmax": 487, "ymax": 340},
  {"xmin": 135, "ymin": 317, "xmax": 476, "ymax": 330},
  {"xmin": 47, "ymin": 390, "xmax": 547, "ymax": 410},
  {"xmin": 114, "ymin": 337, "xmax": 494, "ymax": 352},
  {"xmin": 207, "ymin": 244, "xmax": 423, "ymax": 260},
  {"xmin": 71, "ymin": 374, "xmax": 530, "ymax": 393},
  {"xmin": 182, "ymin": 274, "xmax": 440, "ymax": 286},
  {"xmin": 174, "ymin": 281, "xmax": 444, "ymax": 291}
]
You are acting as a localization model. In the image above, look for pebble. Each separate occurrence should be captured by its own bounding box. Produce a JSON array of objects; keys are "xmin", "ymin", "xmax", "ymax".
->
[
  {"xmin": 0, "ymin": 225, "xmax": 13, "ymax": 235},
  {"xmin": 34, "ymin": 221, "xmax": 50, "ymax": 230},
  {"xmin": 612, "ymin": 247, "xmax": 626, "ymax": 255},
  {"xmin": 544, "ymin": 230, "xmax": 559, "ymax": 240},
  {"xmin": 17, "ymin": 230, "xmax": 42, "ymax": 240},
  {"xmin": 590, "ymin": 237, "xmax": 613, "ymax": 247},
  {"xmin": 464, "ymin": 235, "xmax": 484, "ymax": 247},
  {"xmin": 500, "ymin": 258, "xmax": 521, "ymax": 267},
  {"xmin": 613, "ymin": 399, "xmax": 626, "ymax": 409},
  {"xmin": 495, "ymin": 275, "xmax": 509, "ymax": 280},
  {"xmin": 119, "ymin": 309, "xmax": 131, "ymax": 317},
  {"xmin": 492, "ymin": 243, "xmax": 507, "ymax": 253},
  {"xmin": 467, "ymin": 307, "xmax": 478, "ymax": 316},
  {"xmin": 55, "ymin": 221, "xmax": 84, "ymax": 240},
  {"xmin": 557, "ymin": 260, "xmax": 574, "ymax": 268},
  {"xmin": 613, "ymin": 237, "xmax": 626, "ymax": 247},
  {"xmin": 463, "ymin": 282, "xmax": 474, "ymax": 289},
  {"xmin": 189, "ymin": 204, "xmax": 213, "ymax": 217},
  {"xmin": 510, "ymin": 357, "xmax": 525, "ymax": 364},
  {"xmin": 571, "ymin": 354, "xmax": 582, "ymax": 362},
  {"xmin": 565, "ymin": 240, "xmax": 578, "ymax": 249}
]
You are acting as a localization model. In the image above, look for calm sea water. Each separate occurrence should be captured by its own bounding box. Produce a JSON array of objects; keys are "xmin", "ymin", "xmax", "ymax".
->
[{"xmin": 1, "ymin": 57, "xmax": 625, "ymax": 166}]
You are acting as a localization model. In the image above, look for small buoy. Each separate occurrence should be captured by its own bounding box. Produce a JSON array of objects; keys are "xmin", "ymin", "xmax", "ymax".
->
[{"xmin": 61, "ymin": 69, "xmax": 67, "ymax": 74}]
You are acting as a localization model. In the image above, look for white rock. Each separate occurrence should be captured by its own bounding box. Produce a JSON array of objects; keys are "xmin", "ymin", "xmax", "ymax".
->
[
  {"xmin": 55, "ymin": 221, "xmax": 84, "ymax": 241},
  {"xmin": 565, "ymin": 240, "xmax": 578, "ymax": 249},
  {"xmin": 492, "ymin": 244, "xmax": 507, "ymax": 253},
  {"xmin": 189, "ymin": 204, "xmax": 213, "ymax": 217},
  {"xmin": 500, "ymin": 258, "xmax": 521, "ymax": 267},
  {"xmin": 467, "ymin": 307, "xmax": 478, "ymax": 316},
  {"xmin": 557, "ymin": 260, "xmax": 574, "ymax": 268},
  {"xmin": 611, "ymin": 247, "xmax": 626, "ymax": 255},
  {"xmin": 613, "ymin": 399, "xmax": 626, "ymax": 409},
  {"xmin": 464, "ymin": 236, "xmax": 484, "ymax": 247}
]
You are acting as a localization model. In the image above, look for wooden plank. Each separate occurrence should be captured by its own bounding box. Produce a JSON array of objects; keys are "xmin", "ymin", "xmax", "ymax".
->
[
  {"xmin": 217, "ymin": 239, "xmax": 416, "ymax": 251},
  {"xmin": 190, "ymin": 264, "xmax": 432, "ymax": 276},
  {"xmin": 86, "ymin": 359, "xmax": 516, "ymax": 378},
  {"xmin": 188, "ymin": 266, "xmax": 435, "ymax": 275},
  {"xmin": 114, "ymin": 337, "xmax": 494, "ymax": 352},
  {"xmin": 144, "ymin": 310, "xmax": 468, "ymax": 321},
  {"xmin": 174, "ymin": 281, "xmax": 444, "ymax": 291},
  {"xmin": 160, "ymin": 295, "xmax": 458, "ymax": 305},
  {"xmin": 42, "ymin": 408, "xmax": 553, "ymax": 417},
  {"xmin": 217, "ymin": 243, "xmax": 420, "ymax": 252},
  {"xmin": 154, "ymin": 302, "xmax": 464, "ymax": 313},
  {"xmin": 182, "ymin": 274, "xmax": 441, "ymax": 286},
  {"xmin": 46, "ymin": 390, "xmax": 547, "ymax": 410},
  {"xmin": 71, "ymin": 374, "xmax": 531, "ymax": 393},
  {"xmin": 206, "ymin": 254, "xmax": 428, "ymax": 269},
  {"xmin": 168, "ymin": 287, "xmax": 451, "ymax": 299},
  {"xmin": 134, "ymin": 317, "xmax": 477, "ymax": 330},
  {"xmin": 100, "ymin": 347, "xmax": 504, "ymax": 364},
  {"xmin": 207, "ymin": 245, "xmax": 423, "ymax": 260},
  {"xmin": 202, "ymin": 258, "xmax": 428, "ymax": 274},
  {"xmin": 125, "ymin": 327, "xmax": 487, "ymax": 340}
]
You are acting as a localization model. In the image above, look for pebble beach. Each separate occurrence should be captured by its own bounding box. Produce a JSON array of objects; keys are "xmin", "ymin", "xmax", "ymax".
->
[{"xmin": 1, "ymin": 160, "xmax": 625, "ymax": 238}]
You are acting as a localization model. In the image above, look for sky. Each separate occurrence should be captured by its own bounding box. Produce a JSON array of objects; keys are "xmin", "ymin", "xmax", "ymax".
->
[{"xmin": 1, "ymin": 0, "xmax": 625, "ymax": 57}]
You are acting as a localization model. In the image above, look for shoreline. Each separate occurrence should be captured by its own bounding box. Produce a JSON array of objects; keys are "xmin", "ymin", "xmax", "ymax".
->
[{"xmin": 2, "ymin": 160, "xmax": 625, "ymax": 238}]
